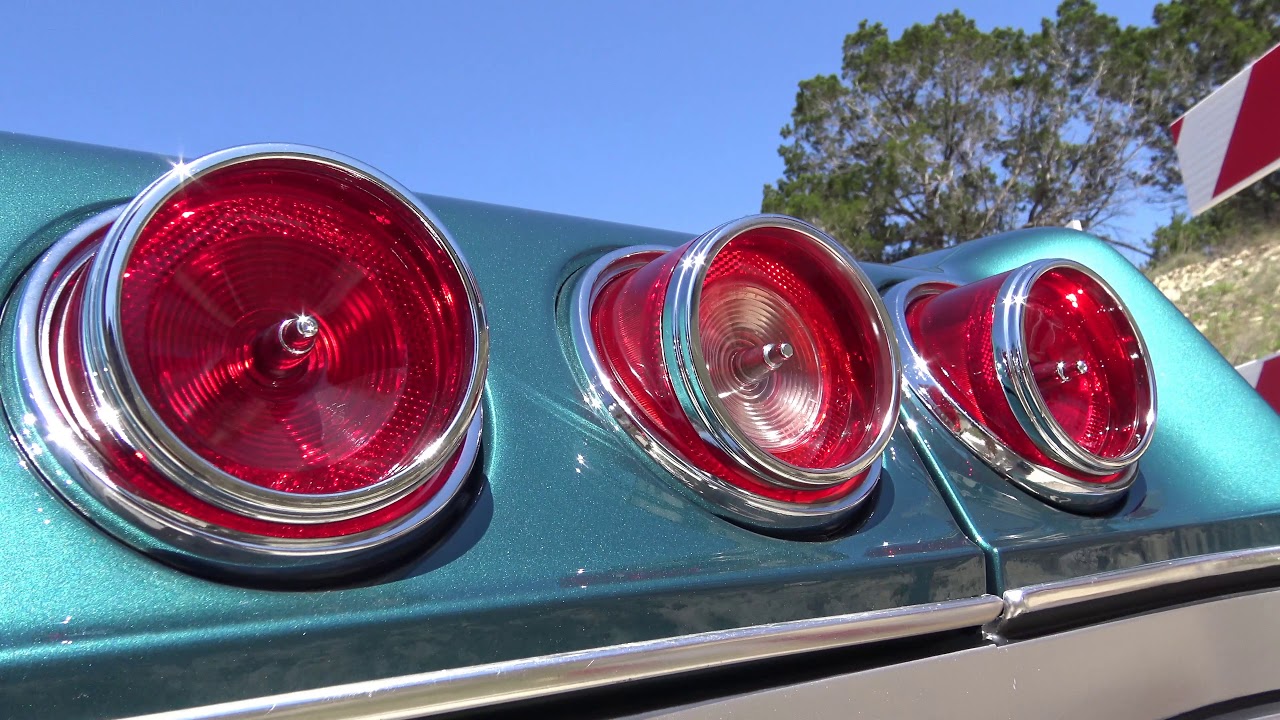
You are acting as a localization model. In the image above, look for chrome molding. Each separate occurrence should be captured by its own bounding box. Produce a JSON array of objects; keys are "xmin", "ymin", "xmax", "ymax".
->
[
  {"xmin": 3, "ymin": 197, "xmax": 483, "ymax": 575},
  {"xmin": 109, "ymin": 546, "xmax": 1280, "ymax": 718},
  {"xmin": 991, "ymin": 259, "xmax": 1156, "ymax": 475},
  {"xmin": 884, "ymin": 274, "xmax": 1136, "ymax": 511},
  {"xmin": 121, "ymin": 595, "xmax": 1004, "ymax": 720},
  {"xmin": 78, "ymin": 144, "xmax": 489, "ymax": 524},
  {"xmin": 568, "ymin": 245, "xmax": 880, "ymax": 533},
  {"xmin": 634, "ymin": 588, "xmax": 1280, "ymax": 720},
  {"xmin": 664, "ymin": 215, "xmax": 901, "ymax": 490},
  {"xmin": 989, "ymin": 544, "xmax": 1280, "ymax": 635}
]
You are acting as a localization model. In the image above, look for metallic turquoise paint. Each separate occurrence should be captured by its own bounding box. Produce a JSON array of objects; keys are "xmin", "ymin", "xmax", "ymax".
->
[
  {"xmin": 0, "ymin": 134, "xmax": 985, "ymax": 719},
  {"xmin": 893, "ymin": 230, "xmax": 1280, "ymax": 591}
]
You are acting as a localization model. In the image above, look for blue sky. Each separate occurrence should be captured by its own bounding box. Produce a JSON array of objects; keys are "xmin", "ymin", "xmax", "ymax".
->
[{"xmin": 2, "ymin": 1, "xmax": 1164, "ymax": 250}]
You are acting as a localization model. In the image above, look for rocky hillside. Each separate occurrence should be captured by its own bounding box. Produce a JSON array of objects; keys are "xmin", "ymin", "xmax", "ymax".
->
[{"xmin": 1147, "ymin": 234, "xmax": 1280, "ymax": 366}]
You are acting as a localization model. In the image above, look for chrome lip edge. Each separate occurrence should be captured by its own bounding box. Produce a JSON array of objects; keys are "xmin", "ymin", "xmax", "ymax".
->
[
  {"xmin": 4, "ymin": 209, "xmax": 483, "ymax": 572},
  {"xmin": 121, "ymin": 595, "xmax": 1005, "ymax": 720},
  {"xmin": 990, "ymin": 544, "xmax": 1280, "ymax": 634},
  {"xmin": 665, "ymin": 214, "xmax": 901, "ymax": 490},
  {"xmin": 883, "ymin": 274, "xmax": 1135, "ymax": 511},
  {"xmin": 567, "ymin": 244, "xmax": 878, "ymax": 533},
  {"xmin": 991, "ymin": 259, "xmax": 1157, "ymax": 475},
  {"xmin": 77, "ymin": 144, "xmax": 490, "ymax": 523}
]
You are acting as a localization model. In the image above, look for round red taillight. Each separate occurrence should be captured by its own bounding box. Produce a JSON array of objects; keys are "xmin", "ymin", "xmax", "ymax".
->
[
  {"xmin": 571, "ymin": 216, "xmax": 900, "ymax": 532},
  {"xmin": 1018, "ymin": 266, "xmax": 1153, "ymax": 461},
  {"xmin": 887, "ymin": 259, "xmax": 1155, "ymax": 510},
  {"xmin": 6, "ymin": 145, "xmax": 488, "ymax": 578}
]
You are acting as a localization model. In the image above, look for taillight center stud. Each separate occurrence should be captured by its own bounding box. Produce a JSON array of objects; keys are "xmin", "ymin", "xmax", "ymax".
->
[
  {"xmin": 255, "ymin": 314, "xmax": 321, "ymax": 379},
  {"xmin": 1034, "ymin": 359, "xmax": 1090, "ymax": 384},
  {"xmin": 280, "ymin": 314, "xmax": 320, "ymax": 355},
  {"xmin": 733, "ymin": 341, "xmax": 794, "ymax": 388}
]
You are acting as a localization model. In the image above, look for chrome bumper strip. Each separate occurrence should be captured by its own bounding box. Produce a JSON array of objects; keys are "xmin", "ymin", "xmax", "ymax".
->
[
  {"xmin": 991, "ymin": 544, "xmax": 1280, "ymax": 635},
  {"xmin": 637, "ymin": 587, "xmax": 1280, "ymax": 720},
  {"xmin": 124, "ymin": 595, "xmax": 1003, "ymax": 720}
]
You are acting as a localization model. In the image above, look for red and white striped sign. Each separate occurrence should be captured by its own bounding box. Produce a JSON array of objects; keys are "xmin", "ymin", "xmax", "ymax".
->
[
  {"xmin": 1171, "ymin": 43, "xmax": 1280, "ymax": 216},
  {"xmin": 1238, "ymin": 352, "xmax": 1280, "ymax": 414}
]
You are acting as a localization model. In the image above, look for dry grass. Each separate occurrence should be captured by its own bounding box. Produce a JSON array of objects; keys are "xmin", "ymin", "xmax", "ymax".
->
[{"xmin": 1145, "ymin": 231, "xmax": 1280, "ymax": 365}]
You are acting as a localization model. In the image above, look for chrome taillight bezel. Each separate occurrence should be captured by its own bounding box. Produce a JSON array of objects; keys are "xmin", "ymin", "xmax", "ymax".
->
[
  {"xmin": 567, "ymin": 215, "xmax": 900, "ymax": 533},
  {"xmin": 1, "ymin": 144, "xmax": 490, "ymax": 578},
  {"xmin": 667, "ymin": 216, "xmax": 901, "ymax": 489},
  {"xmin": 87, "ymin": 145, "xmax": 488, "ymax": 524},
  {"xmin": 884, "ymin": 260, "xmax": 1157, "ymax": 512},
  {"xmin": 991, "ymin": 260, "xmax": 1156, "ymax": 474}
]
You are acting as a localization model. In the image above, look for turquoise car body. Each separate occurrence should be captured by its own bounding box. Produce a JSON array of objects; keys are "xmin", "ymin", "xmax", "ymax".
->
[{"xmin": 1, "ymin": 132, "xmax": 1278, "ymax": 719}]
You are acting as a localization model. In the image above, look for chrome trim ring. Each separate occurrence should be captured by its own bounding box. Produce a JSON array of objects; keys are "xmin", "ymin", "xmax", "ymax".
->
[
  {"xmin": 119, "ymin": 595, "xmax": 1004, "ymax": 720},
  {"xmin": 75, "ymin": 144, "xmax": 489, "ymax": 524},
  {"xmin": 665, "ymin": 215, "xmax": 901, "ymax": 489},
  {"xmin": 992, "ymin": 259, "xmax": 1157, "ymax": 475},
  {"xmin": 3, "ymin": 208, "xmax": 482, "ymax": 575},
  {"xmin": 884, "ymin": 275, "xmax": 1135, "ymax": 511},
  {"xmin": 568, "ymin": 245, "xmax": 880, "ymax": 533}
]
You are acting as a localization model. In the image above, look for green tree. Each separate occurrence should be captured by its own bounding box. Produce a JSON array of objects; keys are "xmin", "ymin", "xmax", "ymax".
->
[{"xmin": 764, "ymin": 1, "xmax": 1150, "ymax": 261}]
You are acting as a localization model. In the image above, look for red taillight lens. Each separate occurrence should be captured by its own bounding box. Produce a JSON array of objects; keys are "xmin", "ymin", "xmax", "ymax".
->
[
  {"xmin": 574, "ymin": 216, "xmax": 899, "ymax": 532},
  {"xmin": 1022, "ymin": 267, "xmax": 1152, "ymax": 459},
  {"xmin": 698, "ymin": 231, "xmax": 886, "ymax": 469},
  {"xmin": 8, "ymin": 145, "xmax": 488, "ymax": 577},
  {"xmin": 115, "ymin": 158, "xmax": 474, "ymax": 495},
  {"xmin": 890, "ymin": 259, "xmax": 1155, "ymax": 510}
]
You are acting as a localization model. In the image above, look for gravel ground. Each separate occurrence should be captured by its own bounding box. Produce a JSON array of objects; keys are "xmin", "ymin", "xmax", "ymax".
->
[{"xmin": 1148, "ymin": 236, "xmax": 1280, "ymax": 366}]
